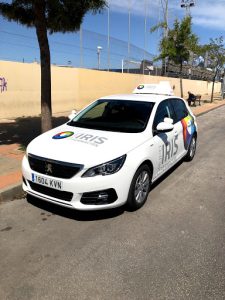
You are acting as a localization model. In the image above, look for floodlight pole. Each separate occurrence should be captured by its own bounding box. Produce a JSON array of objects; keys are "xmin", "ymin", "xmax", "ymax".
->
[
  {"xmin": 144, "ymin": 0, "xmax": 150, "ymax": 75},
  {"xmin": 160, "ymin": 0, "xmax": 169, "ymax": 75},
  {"xmin": 128, "ymin": 0, "xmax": 131, "ymax": 74},
  {"xmin": 180, "ymin": 0, "xmax": 195, "ymax": 16},
  {"xmin": 107, "ymin": 1, "xmax": 110, "ymax": 71},
  {"xmin": 80, "ymin": 25, "xmax": 83, "ymax": 68},
  {"xmin": 164, "ymin": 0, "xmax": 168, "ymax": 75}
]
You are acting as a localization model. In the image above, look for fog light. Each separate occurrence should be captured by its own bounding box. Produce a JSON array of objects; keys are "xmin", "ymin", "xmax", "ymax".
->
[
  {"xmin": 81, "ymin": 189, "xmax": 118, "ymax": 205},
  {"xmin": 98, "ymin": 192, "xmax": 108, "ymax": 200}
]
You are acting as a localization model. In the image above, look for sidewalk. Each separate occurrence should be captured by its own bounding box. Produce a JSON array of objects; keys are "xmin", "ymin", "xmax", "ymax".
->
[{"xmin": 1, "ymin": 95, "xmax": 225, "ymax": 203}]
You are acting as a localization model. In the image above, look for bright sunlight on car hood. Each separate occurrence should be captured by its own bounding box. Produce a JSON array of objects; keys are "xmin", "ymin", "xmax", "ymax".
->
[{"xmin": 27, "ymin": 124, "xmax": 149, "ymax": 167}]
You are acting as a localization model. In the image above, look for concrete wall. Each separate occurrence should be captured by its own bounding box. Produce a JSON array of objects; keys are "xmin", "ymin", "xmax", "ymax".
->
[{"xmin": 0, "ymin": 60, "xmax": 221, "ymax": 119}]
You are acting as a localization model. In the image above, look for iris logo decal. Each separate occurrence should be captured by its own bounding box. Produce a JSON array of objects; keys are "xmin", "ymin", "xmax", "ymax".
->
[
  {"xmin": 72, "ymin": 133, "xmax": 108, "ymax": 147},
  {"xmin": 161, "ymin": 136, "xmax": 178, "ymax": 164},
  {"xmin": 52, "ymin": 131, "xmax": 74, "ymax": 139},
  {"xmin": 181, "ymin": 115, "xmax": 196, "ymax": 150},
  {"xmin": 137, "ymin": 85, "xmax": 144, "ymax": 90}
]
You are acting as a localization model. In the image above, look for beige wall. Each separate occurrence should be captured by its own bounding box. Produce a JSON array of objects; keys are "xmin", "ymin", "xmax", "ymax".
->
[{"xmin": 0, "ymin": 60, "xmax": 221, "ymax": 119}]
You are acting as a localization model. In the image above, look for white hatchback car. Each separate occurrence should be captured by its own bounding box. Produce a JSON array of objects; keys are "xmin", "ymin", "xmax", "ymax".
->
[{"xmin": 22, "ymin": 83, "xmax": 197, "ymax": 211}]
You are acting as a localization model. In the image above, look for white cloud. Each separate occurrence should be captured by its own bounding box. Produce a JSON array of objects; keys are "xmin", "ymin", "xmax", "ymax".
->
[
  {"xmin": 192, "ymin": 2, "xmax": 225, "ymax": 31},
  {"xmin": 109, "ymin": 0, "xmax": 225, "ymax": 31},
  {"xmin": 109, "ymin": 0, "xmax": 159, "ymax": 17}
]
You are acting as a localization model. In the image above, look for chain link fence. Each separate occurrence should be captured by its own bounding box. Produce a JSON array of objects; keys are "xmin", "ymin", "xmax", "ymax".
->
[
  {"xmin": 0, "ymin": 29, "xmax": 217, "ymax": 80},
  {"xmin": 0, "ymin": 29, "xmax": 155, "ymax": 74}
]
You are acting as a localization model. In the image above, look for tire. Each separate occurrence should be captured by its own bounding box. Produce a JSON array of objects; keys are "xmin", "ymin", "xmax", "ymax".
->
[
  {"xmin": 126, "ymin": 164, "xmax": 152, "ymax": 211},
  {"xmin": 185, "ymin": 135, "xmax": 197, "ymax": 162}
]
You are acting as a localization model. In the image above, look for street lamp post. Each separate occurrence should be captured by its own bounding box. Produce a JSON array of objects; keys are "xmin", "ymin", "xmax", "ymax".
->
[{"xmin": 97, "ymin": 46, "xmax": 102, "ymax": 70}]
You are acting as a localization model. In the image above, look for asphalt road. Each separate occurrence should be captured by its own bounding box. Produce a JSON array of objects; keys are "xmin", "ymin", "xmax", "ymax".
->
[{"xmin": 1, "ymin": 106, "xmax": 225, "ymax": 300}]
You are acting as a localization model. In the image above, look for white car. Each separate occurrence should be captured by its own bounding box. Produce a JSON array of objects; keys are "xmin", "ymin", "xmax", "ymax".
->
[{"xmin": 22, "ymin": 83, "xmax": 197, "ymax": 211}]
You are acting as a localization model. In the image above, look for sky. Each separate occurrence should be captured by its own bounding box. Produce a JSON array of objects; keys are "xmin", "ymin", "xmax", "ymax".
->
[{"xmin": 0, "ymin": 0, "xmax": 225, "ymax": 68}]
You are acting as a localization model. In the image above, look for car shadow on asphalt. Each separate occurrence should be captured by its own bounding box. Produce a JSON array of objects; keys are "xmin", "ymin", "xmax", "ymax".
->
[
  {"xmin": 0, "ymin": 116, "xmax": 68, "ymax": 148},
  {"xmin": 27, "ymin": 194, "xmax": 125, "ymax": 221},
  {"xmin": 150, "ymin": 159, "xmax": 184, "ymax": 192}
]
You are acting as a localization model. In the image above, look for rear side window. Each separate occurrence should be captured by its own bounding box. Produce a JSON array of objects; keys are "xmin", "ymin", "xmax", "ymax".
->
[
  {"xmin": 171, "ymin": 99, "xmax": 189, "ymax": 122},
  {"xmin": 153, "ymin": 100, "xmax": 175, "ymax": 131}
]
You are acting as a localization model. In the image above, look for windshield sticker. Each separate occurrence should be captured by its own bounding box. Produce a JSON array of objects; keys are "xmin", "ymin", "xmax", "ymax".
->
[
  {"xmin": 181, "ymin": 115, "xmax": 196, "ymax": 150},
  {"xmin": 52, "ymin": 131, "xmax": 74, "ymax": 139}
]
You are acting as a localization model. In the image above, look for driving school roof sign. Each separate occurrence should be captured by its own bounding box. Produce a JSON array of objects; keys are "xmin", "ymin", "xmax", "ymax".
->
[{"xmin": 133, "ymin": 81, "xmax": 174, "ymax": 96}]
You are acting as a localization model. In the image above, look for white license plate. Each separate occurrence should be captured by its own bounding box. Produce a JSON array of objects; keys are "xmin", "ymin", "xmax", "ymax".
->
[{"xmin": 32, "ymin": 173, "xmax": 63, "ymax": 190}]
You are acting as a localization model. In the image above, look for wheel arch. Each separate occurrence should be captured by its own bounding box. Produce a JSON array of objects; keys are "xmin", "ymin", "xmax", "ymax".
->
[
  {"xmin": 139, "ymin": 159, "xmax": 154, "ymax": 181},
  {"xmin": 126, "ymin": 159, "xmax": 153, "ymax": 211}
]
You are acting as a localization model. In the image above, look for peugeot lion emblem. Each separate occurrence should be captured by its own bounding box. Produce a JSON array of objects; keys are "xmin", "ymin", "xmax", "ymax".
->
[{"xmin": 45, "ymin": 163, "xmax": 53, "ymax": 174}]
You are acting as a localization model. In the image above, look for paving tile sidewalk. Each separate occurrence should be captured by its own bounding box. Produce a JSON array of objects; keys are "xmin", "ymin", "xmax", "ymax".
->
[
  {"xmin": 0, "ymin": 144, "xmax": 25, "ymax": 202},
  {"xmin": 1, "ymin": 96, "xmax": 225, "ymax": 203}
]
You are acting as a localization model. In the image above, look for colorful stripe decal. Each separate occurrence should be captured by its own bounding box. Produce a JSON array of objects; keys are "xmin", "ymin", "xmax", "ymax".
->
[{"xmin": 181, "ymin": 115, "xmax": 196, "ymax": 150}]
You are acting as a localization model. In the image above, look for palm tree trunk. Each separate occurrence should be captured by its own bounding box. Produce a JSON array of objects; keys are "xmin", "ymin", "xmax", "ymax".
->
[
  {"xmin": 34, "ymin": 0, "xmax": 52, "ymax": 133},
  {"xmin": 179, "ymin": 62, "xmax": 183, "ymax": 98}
]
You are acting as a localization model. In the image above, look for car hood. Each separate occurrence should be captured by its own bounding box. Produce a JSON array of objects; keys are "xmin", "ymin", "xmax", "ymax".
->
[{"xmin": 27, "ymin": 124, "xmax": 149, "ymax": 167}]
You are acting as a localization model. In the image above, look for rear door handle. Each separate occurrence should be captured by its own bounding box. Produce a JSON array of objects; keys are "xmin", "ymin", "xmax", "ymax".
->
[{"xmin": 174, "ymin": 131, "xmax": 178, "ymax": 136}]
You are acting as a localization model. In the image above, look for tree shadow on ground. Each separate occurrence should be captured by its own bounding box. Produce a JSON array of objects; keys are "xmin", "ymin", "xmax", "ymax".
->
[{"xmin": 0, "ymin": 116, "xmax": 68, "ymax": 148}]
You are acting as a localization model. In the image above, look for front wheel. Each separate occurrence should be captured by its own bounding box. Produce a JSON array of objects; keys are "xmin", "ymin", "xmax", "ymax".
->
[
  {"xmin": 185, "ymin": 135, "xmax": 197, "ymax": 161},
  {"xmin": 126, "ymin": 164, "xmax": 152, "ymax": 211}
]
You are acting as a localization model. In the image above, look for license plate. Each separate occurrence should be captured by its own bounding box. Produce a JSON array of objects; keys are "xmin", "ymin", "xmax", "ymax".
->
[{"xmin": 32, "ymin": 173, "xmax": 63, "ymax": 190}]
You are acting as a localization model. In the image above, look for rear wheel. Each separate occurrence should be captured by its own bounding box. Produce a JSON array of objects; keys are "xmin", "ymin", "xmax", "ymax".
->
[
  {"xmin": 127, "ymin": 164, "xmax": 152, "ymax": 211},
  {"xmin": 185, "ymin": 135, "xmax": 197, "ymax": 161}
]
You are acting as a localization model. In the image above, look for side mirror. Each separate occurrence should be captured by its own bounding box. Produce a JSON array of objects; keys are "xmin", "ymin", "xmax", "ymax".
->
[
  {"xmin": 156, "ymin": 121, "xmax": 174, "ymax": 133},
  {"xmin": 68, "ymin": 109, "xmax": 77, "ymax": 120}
]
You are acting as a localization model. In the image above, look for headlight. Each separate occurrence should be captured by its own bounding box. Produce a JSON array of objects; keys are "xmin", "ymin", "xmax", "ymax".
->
[{"xmin": 82, "ymin": 155, "xmax": 126, "ymax": 177}]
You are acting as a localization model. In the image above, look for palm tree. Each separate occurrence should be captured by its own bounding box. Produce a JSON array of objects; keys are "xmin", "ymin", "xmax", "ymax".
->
[{"xmin": 0, "ymin": 0, "xmax": 107, "ymax": 132}]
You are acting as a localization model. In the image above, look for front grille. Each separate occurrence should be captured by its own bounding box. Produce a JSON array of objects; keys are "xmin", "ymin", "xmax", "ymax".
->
[
  {"xmin": 28, "ymin": 154, "xmax": 83, "ymax": 179},
  {"xmin": 28, "ymin": 181, "xmax": 73, "ymax": 202}
]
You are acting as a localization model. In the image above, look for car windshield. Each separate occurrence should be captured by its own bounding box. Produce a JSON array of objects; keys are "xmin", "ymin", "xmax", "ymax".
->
[{"xmin": 68, "ymin": 99, "xmax": 154, "ymax": 133}]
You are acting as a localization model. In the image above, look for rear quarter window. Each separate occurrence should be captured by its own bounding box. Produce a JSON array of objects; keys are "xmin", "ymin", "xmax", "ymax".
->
[
  {"xmin": 152, "ymin": 99, "xmax": 176, "ymax": 131},
  {"xmin": 171, "ymin": 99, "xmax": 189, "ymax": 123}
]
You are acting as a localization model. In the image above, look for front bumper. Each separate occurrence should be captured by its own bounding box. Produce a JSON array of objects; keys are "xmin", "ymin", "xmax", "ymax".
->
[{"xmin": 22, "ymin": 156, "xmax": 131, "ymax": 211}]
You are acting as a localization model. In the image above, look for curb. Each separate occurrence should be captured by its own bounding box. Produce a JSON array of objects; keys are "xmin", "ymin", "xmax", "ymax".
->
[
  {"xmin": 194, "ymin": 102, "xmax": 225, "ymax": 117},
  {"xmin": 0, "ymin": 182, "xmax": 25, "ymax": 204}
]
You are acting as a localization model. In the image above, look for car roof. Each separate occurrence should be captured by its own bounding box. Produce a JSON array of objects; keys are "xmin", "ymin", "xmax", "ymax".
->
[{"xmin": 99, "ymin": 93, "xmax": 182, "ymax": 104}]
